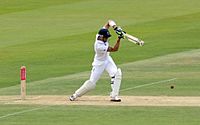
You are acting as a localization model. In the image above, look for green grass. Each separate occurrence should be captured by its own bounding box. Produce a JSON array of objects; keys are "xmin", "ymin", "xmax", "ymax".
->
[
  {"xmin": 0, "ymin": 0, "xmax": 200, "ymax": 125},
  {"xmin": 0, "ymin": 0, "xmax": 200, "ymax": 88},
  {"xmin": 0, "ymin": 0, "xmax": 87, "ymax": 15},
  {"xmin": 1, "ymin": 49, "xmax": 200, "ymax": 96},
  {"xmin": 0, "ymin": 105, "xmax": 200, "ymax": 125}
]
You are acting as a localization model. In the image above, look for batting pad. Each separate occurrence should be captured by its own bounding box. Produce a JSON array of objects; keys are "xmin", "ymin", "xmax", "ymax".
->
[
  {"xmin": 75, "ymin": 80, "xmax": 96, "ymax": 97},
  {"xmin": 111, "ymin": 68, "xmax": 122, "ymax": 98}
]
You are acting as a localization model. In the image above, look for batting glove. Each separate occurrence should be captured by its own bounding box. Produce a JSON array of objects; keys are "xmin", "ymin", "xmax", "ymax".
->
[
  {"xmin": 114, "ymin": 26, "xmax": 123, "ymax": 35},
  {"xmin": 118, "ymin": 34, "xmax": 124, "ymax": 39}
]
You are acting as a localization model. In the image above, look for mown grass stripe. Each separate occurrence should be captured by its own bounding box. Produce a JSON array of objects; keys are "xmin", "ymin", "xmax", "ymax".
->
[
  {"xmin": 0, "ymin": 106, "xmax": 49, "ymax": 120},
  {"xmin": 120, "ymin": 78, "xmax": 177, "ymax": 92}
]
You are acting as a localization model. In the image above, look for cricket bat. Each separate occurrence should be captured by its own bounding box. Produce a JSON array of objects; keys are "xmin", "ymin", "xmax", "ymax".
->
[{"xmin": 122, "ymin": 32, "xmax": 144, "ymax": 46}]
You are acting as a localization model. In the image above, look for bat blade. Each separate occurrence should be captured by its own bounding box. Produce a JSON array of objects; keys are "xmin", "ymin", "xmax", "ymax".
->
[
  {"xmin": 124, "ymin": 33, "xmax": 139, "ymax": 44},
  {"xmin": 123, "ymin": 33, "xmax": 144, "ymax": 46}
]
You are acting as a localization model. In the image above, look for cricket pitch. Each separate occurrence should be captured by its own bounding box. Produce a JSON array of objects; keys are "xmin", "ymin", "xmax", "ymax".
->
[{"xmin": 0, "ymin": 96, "xmax": 200, "ymax": 106}]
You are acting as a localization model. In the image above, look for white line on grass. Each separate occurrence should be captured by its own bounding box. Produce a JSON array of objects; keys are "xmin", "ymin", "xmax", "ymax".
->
[
  {"xmin": 0, "ymin": 106, "xmax": 49, "ymax": 120},
  {"xmin": 120, "ymin": 78, "xmax": 177, "ymax": 92}
]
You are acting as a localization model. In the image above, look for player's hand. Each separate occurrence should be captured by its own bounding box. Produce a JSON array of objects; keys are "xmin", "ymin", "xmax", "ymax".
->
[
  {"xmin": 118, "ymin": 33, "xmax": 124, "ymax": 39},
  {"xmin": 114, "ymin": 26, "xmax": 123, "ymax": 35}
]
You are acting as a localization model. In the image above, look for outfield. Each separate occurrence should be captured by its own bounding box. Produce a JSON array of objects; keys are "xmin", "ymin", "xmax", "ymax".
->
[{"xmin": 0, "ymin": 0, "xmax": 200, "ymax": 125}]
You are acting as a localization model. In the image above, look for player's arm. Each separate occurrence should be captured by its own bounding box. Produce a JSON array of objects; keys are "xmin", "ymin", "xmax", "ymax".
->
[
  {"xmin": 103, "ymin": 20, "xmax": 124, "ymax": 36},
  {"xmin": 103, "ymin": 20, "xmax": 117, "ymax": 29},
  {"xmin": 107, "ymin": 38, "xmax": 121, "ymax": 52}
]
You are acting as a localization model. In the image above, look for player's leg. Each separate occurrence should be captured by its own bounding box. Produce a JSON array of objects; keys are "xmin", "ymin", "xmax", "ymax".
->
[
  {"xmin": 69, "ymin": 64, "xmax": 105, "ymax": 101},
  {"xmin": 110, "ymin": 68, "xmax": 122, "ymax": 102},
  {"xmin": 105, "ymin": 57, "xmax": 122, "ymax": 102},
  {"xmin": 105, "ymin": 57, "xmax": 117, "ymax": 94}
]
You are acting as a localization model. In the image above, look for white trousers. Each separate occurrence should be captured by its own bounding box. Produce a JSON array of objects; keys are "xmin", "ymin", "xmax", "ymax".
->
[{"xmin": 89, "ymin": 56, "xmax": 117, "ymax": 84}]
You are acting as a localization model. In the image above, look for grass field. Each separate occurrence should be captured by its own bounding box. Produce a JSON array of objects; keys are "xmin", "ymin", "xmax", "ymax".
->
[
  {"xmin": 0, "ymin": 105, "xmax": 200, "ymax": 125},
  {"xmin": 0, "ymin": 0, "xmax": 200, "ymax": 125}
]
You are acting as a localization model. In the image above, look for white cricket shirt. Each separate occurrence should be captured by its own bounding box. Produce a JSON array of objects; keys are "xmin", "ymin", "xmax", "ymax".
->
[{"xmin": 92, "ymin": 34, "xmax": 110, "ymax": 66}]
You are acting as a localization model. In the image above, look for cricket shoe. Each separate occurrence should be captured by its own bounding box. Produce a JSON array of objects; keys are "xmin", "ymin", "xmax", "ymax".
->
[
  {"xmin": 110, "ymin": 96, "xmax": 121, "ymax": 102},
  {"xmin": 69, "ymin": 94, "xmax": 77, "ymax": 101}
]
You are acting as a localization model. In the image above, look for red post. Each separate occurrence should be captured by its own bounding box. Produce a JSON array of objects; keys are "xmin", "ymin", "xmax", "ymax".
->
[
  {"xmin": 20, "ymin": 66, "xmax": 26, "ymax": 100},
  {"xmin": 20, "ymin": 66, "xmax": 26, "ymax": 80}
]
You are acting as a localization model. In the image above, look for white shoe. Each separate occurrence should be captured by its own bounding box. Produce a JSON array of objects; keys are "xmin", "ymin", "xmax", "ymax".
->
[
  {"xmin": 110, "ymin": 96, "xmax": 121, "ymax": 102},
  {"xmin": 69, "ymin": 94, "xmax": 77, "ymax": 101}
]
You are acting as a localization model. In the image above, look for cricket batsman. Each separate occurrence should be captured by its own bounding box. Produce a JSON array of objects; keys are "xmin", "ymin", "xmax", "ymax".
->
[{"xmin": 69, "ymin": 20, "xmax": 124, "ymax": 102}]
